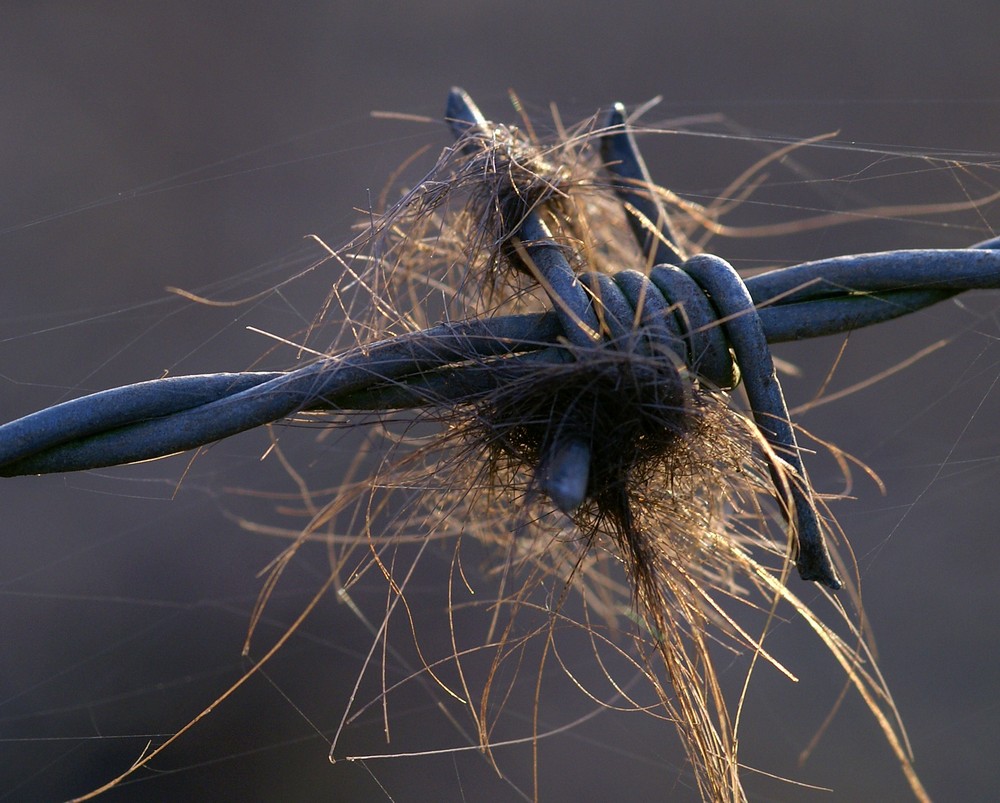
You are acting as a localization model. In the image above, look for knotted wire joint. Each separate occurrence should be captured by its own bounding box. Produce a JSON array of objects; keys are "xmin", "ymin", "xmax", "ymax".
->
[{"xmin": 448, "ymin": 88, "xmax": 838, "ymax": 587}]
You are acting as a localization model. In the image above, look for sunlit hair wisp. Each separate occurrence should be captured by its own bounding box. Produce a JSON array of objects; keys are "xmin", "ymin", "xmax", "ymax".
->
[{"xmin": 5, "ymin": 87, "xmax": 1000, "ymax": 801}]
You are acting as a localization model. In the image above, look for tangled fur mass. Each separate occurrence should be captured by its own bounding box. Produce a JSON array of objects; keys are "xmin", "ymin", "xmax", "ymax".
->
[{"xmin": 77, "ymin": 97, "xmax": 931, "ymax": 802}]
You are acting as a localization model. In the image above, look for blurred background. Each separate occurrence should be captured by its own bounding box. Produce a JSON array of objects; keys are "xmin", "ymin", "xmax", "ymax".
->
[{"xmin": 3, "ymin": 2, "xmax": 1000, "ymax": 800}]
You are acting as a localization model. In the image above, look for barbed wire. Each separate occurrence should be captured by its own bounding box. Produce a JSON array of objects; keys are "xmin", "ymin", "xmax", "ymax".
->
[
  {"xmin": 3, "ymin": 87, "xmax": 1000, "ymax": 592},
  {"xmin": 7, "ymin": 85, "xmax": 1000, "ymax": 803}
]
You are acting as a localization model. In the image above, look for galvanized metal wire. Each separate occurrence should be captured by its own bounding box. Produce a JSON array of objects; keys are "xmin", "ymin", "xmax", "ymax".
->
[{"xmin": 3, "ymin": 88, "xmax": 1000, "ymax": 592}]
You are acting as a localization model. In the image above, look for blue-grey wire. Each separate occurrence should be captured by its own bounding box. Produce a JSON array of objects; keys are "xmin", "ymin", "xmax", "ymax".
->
[{"xmin": 2, "ymin": 88, "xmax": 998, "ymax": 590}]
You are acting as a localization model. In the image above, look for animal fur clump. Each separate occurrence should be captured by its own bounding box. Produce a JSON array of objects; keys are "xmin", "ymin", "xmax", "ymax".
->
[
  {"xmin": 284, "ymin": 102, "xmax": 925, "ymax": 802},
  {"xmin": 416, "ymin": 337, "xmax": 777, "ymax": 802},
  {"xmin": 347, "ymin": 114, "xmax": 647, "ymax": 329}
]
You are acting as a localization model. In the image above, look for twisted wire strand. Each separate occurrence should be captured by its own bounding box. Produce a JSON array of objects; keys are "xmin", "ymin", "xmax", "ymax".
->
[
  {"xmin": 3, "ymin": 251, "xmax": 986, "ymax": 478},
  {"xmin": 3, "ymin": 89, "xmax": 1000, "ymax": 590}
]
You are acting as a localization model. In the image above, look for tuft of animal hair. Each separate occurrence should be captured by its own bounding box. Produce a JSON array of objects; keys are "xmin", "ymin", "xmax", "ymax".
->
[
  {"xmin": 274, "ymin": 100, "xmax": 932, "ymax": 803},
  {"xmin": 232, "ymin": 102, "xmax": 927, "ymax": 803},
  {"xmin": 339, "ymin": 109, "xmax": 655, "ymax": 330}
]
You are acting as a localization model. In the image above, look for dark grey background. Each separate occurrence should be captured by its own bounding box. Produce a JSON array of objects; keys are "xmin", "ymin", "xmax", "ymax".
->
[{"xmin": 3, "ymin": 2, "xmax": 1000, "ymax": 801}]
